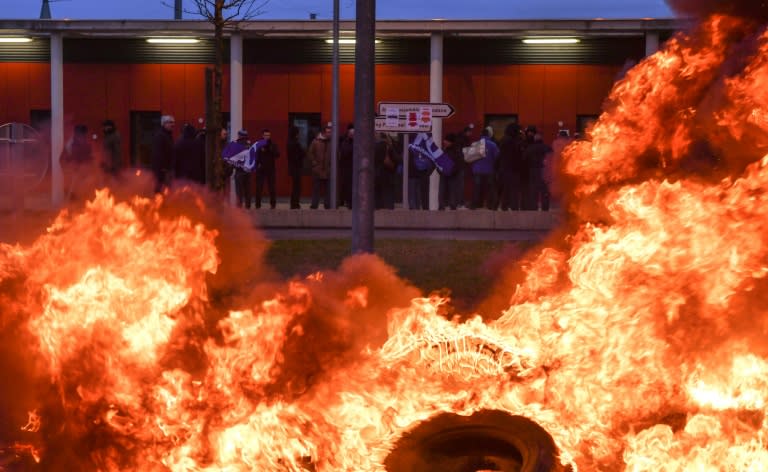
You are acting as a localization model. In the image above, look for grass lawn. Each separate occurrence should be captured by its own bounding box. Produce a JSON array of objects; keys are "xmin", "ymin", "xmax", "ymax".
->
[{"xmin": 265, "ymin": 239, "xmax": 528, "ymax": 311}]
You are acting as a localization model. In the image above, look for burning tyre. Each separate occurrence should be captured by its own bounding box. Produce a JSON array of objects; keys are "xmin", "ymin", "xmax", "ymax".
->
[{"xmin": 384, "ymin": 410, "xmax": 569, "ymax": 472}]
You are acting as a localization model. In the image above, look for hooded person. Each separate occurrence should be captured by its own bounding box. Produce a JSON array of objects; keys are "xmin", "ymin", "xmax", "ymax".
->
[
  {"xmin": 497, "ymin": 123, "xmax": 527, "ymax": 211},
  {"xmin": 101, "ymin": 119, "xmax": 122, "ymax": 176},
  {"xmin": 174, "ymin": 123, "xmax": 205, "ymax": 185},
  {"xmin": 438, "ymin": 132, "xmax": 465, "ymax": 210}
]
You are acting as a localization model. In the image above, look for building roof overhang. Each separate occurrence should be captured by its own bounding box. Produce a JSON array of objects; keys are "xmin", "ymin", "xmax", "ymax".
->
[{"xmin": 0, "ymin": 18, "xmax": 689, "ymax": 39}]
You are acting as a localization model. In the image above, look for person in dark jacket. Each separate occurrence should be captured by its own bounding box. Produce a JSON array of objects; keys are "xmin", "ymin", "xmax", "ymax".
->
[
  {"xmin": 151, "ymin": 115, "xmax": 175, "ymax": 192},
  {"xmin": 101, "ymin": 119, "xmax": 122, "ymax": 177},
  {"xmin": 254, "ymin": 128, "xmax": 280, "ymax": 209},
  {"xmin": 497, "ymin": 123, "xmax": 526, "ymax": 211},
  {"xmin": 374, "ymin": 133, "xmax": 399, "ymax": 209},
  {"xmin": 338, "ymin": 124, "xmax": 355, "ymax": 209},
  {"xmin": 438, "ymin": 132, "xmax": 464, "ymax": 210},
  {"xmin": 523, "ymin": 132, "xmax": 553, "ymax": 211},
  {"xmin": 286, "ymin": 126, "xmax": 305, "ymax": 209},
  {"xmin": 407, "ymin": 139, "xmax": 433, "ymax": 210},
  {"xmin": 174, "ymin": 123, "xmax": 205, "ymax": 185},
  {"xmin": 60, "ymin": 124, "xmax": 94, "ymax": 200}
]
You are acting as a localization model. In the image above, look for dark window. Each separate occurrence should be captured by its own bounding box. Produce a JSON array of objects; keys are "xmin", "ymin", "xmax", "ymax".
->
[
  {"xmin": 289, "ymin": 112, "xmax": 322, "ymax": 150},
  {"xmin": 576, "ymin": 114, "xmax": 600, "ymax": 138},
  {"xmin": 130, "ymin": 111, "xmax": 161, "ymax": 168},
  {"xmin": 30, "ymin": 110, "xmax": 51, "ymax": 132},
  {"xmin": 484, "ymin": 114, "xmax": 519, "ymax": 141}
]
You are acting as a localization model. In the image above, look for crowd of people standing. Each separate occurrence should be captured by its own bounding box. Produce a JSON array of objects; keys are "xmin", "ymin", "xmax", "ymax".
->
[{"xmin": 59, "ymin": 115, "xmax": 572, "ymax": 212}]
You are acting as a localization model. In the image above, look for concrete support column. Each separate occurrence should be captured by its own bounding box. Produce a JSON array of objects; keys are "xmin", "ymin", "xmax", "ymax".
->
[
  {"xmin": 50, "ymin": 32, "xmax": 64, "ymax": 207},
  {"xmin": 229, "ymin": 33, "xmax": 243, "ymax": 205},
  {"xmin": 429, "ymin": 32, "xmax": 443, "ymax": 211},
  {"xmin": 645, "ymin": 32, "xmax": 660, "ymax": 56}
]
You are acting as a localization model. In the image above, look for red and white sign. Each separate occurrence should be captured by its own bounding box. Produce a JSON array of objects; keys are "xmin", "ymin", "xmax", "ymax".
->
[{"xmin": 377, "ymin": 101, "xmax": 455, "ymax": 118}]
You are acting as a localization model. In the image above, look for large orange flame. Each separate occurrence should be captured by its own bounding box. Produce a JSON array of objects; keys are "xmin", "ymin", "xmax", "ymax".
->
[{"xmin": 3, "ymin": 12, "xmax": 768, "ymax": 471}]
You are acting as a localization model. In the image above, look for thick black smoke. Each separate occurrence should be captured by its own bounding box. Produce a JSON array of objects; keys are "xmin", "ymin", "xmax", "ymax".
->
[{"xmin": 667, "ymin": 0, "xmax": 768, "ymax": 20}]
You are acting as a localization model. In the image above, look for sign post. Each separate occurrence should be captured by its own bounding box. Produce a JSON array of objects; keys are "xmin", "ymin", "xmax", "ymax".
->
[
  {"xmin": 402, "ymin": 134, "xmax": 409, "ymax": 207},
  {"xmin": 377, "ymin": 102, "xmax": 455, "ymax": 119},
  {"xmin": 374, "ymin": 101, "xmax": 454, "ymax": 210},
  {"xmin": 374, "ymin": 102, "xmax": 456, "ymax": 208}
]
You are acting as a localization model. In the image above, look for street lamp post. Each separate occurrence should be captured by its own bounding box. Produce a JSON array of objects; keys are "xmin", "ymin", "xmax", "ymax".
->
[
  {"xmin": 351, "ymin": 0, "xmax": 376, "ymax": 253},
  {"xmin": 330, "ymin": 0, "xmax": 340, "ymax": 209}
]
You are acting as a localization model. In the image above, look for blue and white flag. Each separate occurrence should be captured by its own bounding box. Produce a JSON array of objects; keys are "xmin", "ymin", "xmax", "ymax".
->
[
  {"xmin": 222, "ymin": 141, "xmax": 252, "ymax": 172},
  {"xmin": 409, "ymin": 132, "xmax": 455, "ymax": 176}
]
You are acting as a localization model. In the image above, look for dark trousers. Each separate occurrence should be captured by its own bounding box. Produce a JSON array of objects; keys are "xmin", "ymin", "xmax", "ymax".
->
[
  {"xmin": 255, "ymin": 169, "xmax": 277, "ymax": 208},
  {"xmin": 438, "ymin": 170, "xmax": 464, "ymax": 210},
  {"xmin": 375, "ymin": 173, "xmax": 396, "ymax": 209},
  {"xmin": 289, "ymin": 172, "xmax": 302, "ymax": 209},
  {"xmin": 339, "ymin": 170, "xmax": 353, "ymax": 209},
  {"xmin": 499, "ymin": 171, "xmax": 523, "ymax": 211},
  {"xmin": 471, "ymin": 173, "xmax": 494, "ymax": 209},
  {"xmin": 526, "ymin": 168, "xmax": 550, "ymax": 211},
  {"xmin": 311, "ymin": 177, "xmax": 330, "ymax": 209},
  {"xmin": 408, "ymin": 174, "xmax": 430, "ymax": 209},
  {"xmin": 234, "ymin": 170, "xmax": 251, "ymax": 208}
]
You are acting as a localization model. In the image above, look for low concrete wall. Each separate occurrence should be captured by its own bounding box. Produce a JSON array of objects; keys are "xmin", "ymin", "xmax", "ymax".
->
[{"xmin": 251, "ymin": 208, "xmax": 561, "ymax": 231}]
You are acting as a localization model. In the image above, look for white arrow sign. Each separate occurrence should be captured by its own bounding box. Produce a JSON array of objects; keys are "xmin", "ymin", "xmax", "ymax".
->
[{"xmin": 377, "ymin": 101, "xmax": 455, "ymax": 119}]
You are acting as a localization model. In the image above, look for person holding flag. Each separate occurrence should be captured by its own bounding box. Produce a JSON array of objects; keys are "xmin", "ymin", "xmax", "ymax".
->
[{"xmin": 222, "ymin": 129, "xmax": 253, "ymax": 208}]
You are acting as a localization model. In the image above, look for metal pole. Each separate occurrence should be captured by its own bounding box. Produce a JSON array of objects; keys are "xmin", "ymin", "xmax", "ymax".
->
[
  {"xmin": 10, "ymin": 124, "xmax": 25, "ymax": 213},
  {"xmin": 51, "ymin": 32, "xmax": 64, "ymax": 207},
  {"xmin": 351, "ymin": 0, "xmax": 376, "ymax": 253},
  {"xmin": 174, "ymin": 0, "xmax": 182, "ymax": 19},
  {"xmin": 40, "ymin": 0, "xmax": 52, "ymax": 19},
  {"xmin": 429, "ymin": 33, "xmax": 443, "ymax": 210},
  {"xmin": 645, "ymin": 32, "xmax": 660, "ymax": 56},
  {"xmin": 402, "ymin": 134, "xmax": 409, "ymax": 208},
  {"xmin": 230, "ymin": 32, "xmax": 243, "ymax": 206},
  {"xmin": 330, "ymin": 0, "xmax": 340, "ymax": 209}
]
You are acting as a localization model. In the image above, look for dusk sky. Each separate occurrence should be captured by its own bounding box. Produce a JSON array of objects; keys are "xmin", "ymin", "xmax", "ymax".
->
[{"xmin": 1, "ymin": 0, "xmax": 676, "ymax": 21}]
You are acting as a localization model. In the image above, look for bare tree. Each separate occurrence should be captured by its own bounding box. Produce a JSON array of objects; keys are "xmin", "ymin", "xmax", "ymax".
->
[{"xmin": 165, "ymin": 0, "xmax": 269, "ymax": 191}]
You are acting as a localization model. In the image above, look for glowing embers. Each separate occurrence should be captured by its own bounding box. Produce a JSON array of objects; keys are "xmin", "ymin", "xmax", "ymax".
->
[{"xmin": 384, "ymin": 410, "xmax": 568, "ymax": 472}]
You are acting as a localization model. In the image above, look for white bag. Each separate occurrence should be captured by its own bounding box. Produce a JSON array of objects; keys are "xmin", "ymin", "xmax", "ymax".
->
[{"xmin": 462, "ymin": 138, "xmax": 486, "ymax": 163}]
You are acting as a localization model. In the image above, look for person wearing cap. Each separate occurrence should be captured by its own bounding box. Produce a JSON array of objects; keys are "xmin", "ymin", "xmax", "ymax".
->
[
  {"xmin": 523, "ymin": 132, "xmax": 553, "ymax": 211},
  {"xmin": 101, "ymin": 119, "xmax": 122, "ymax": 177},
  {"xmin": 438, "ymin": 132, "xmax": 464, "ymax": 210},
  {"xmin": 174, "ymin": 123, "xmax": 206, "ymax": 185},
  {"xmin": 223, "ymin": 129, "xmax": 253, "ymax": 208},
  {"xmin": 498, "ymin": 123, "xmax": 526, "ymax": 211},
  {"xmin": 151, "ymin": 115, "xmax": 175, "ymax": 192}
]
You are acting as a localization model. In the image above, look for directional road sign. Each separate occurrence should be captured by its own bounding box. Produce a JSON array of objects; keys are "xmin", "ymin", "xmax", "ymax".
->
[
  {"xmin": 374, "ymin": 115, "xmax": 432, "ymax": 132},
  {"xmin": 377, "ymin": 101, "xmax": 455, "ymax": 119}
]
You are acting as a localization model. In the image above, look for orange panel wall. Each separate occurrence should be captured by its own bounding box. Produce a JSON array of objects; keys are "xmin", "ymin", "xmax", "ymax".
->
[
  {"xmin": 28, "ymin": 63, "xmax": 51, "ymax": 111},
  {"xmin": 6, "ymin": 64, "xmax": 31, "ymax": 123},
  {"xmin": 128, "ymin": 64, "xmax": 162, "ymax": 111},
  {"xmin": 3, "ymin": 60, "xmax": 622, "ymax": 195},
  {"xmin": 184, "ymin": 64, "xmax": 208, "ymax": 127},
  {"xmin": 484, "ymin": 65, "xmax": 521, "ymax": 115}
]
